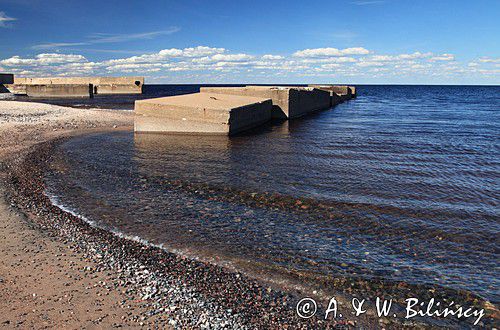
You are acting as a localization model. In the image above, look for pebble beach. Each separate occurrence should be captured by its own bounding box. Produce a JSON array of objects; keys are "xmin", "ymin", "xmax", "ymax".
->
[
  {"xmin": 0, "ymin": 100, "xmax": 497, "ymax": 329},
  {"xmin": 0, "ymin": 101, "xmax": 348, "ymax": 328}
]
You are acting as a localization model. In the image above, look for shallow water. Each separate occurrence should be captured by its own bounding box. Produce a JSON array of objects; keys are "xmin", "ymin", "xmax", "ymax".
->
[{"xmin": 45, "ymin": 85, "xmax": 500, "ymax": 302}]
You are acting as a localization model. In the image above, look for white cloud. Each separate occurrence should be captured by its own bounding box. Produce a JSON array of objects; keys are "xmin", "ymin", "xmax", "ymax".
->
[
  {"xmin": 321, "ymin": 63, "xmax": 341, "ymax": 70},
  {"xmin": 478, "ymin": 57, "xmax": 500, "ymax": 63},
  {"xmin": 430, "ymin": 53, "xmax": 455, "ymax": 61},
  {"xmin": 89, "ymin": 29, "xmax": 180, "ymax": 43},
  {"xmin": 410, "ymin": 63, "xmax": 431, "ymax": 69},
  {"xmin": 364, "ymin": 52, "xmax": 433, "ymax": 63},
  {"xmin": 103, "ymin": 46, "xmax": 226, "ymax": 66},
  {"xmin": 368, "ymin": 55, "xmax": 395, "ymax": 61},
  {"xmin": 300, "ymin": 57, "xmax": 357, "ymax": 64},
  {"xmin": 211, "ymin": 53, "xmax": 254, "ymax": 62},
  {"xmin": 32, "ymin": 28, "xmax": 180, "ymax": 49},
  {"xmin": 0, "ymin": 56, "xmax": 36, "ymax": 66},
  {"xmin": 478, "ymin": 69, "xmax": 500, "ymax": 75},
  {"xmin": 356, "ymin": 61, "xmax": 385, "ymax": 67},
  {"xmin": 262, "ymin": 54, "xmax": 284, "ymax": 60},
  {"xmin": 106, "ymin": 63, "xmax": 165, "ymax": 73},
  {"xmin": 293, "ymin": 47, "xmax": 370, "ymax": 57},
  {"xmin": 397, "ymin": 52, "xmax": 433, "ymax": 60},
  {"xmin": 0, "ymin": 11, "xmax": 16, "ymax": 28},
  {"xmin": 2, "ymin": 46, "xmax": 498, "ymax": 82},
  {"xmin": 157, "ymin": 48, "xmax": 183, "ymax": 57},
  {"xmin": 35, "ymin": 53, "xmax": 87, "ymax": 64},
  {"xmin": 181, "ymin": 46, "xmax": 225, "ymax": 57}
]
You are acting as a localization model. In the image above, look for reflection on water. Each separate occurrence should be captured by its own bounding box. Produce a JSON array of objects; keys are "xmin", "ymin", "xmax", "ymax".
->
[{"xmin": 45, "ymin": 85, "xmax": 500, "ymax": 302}]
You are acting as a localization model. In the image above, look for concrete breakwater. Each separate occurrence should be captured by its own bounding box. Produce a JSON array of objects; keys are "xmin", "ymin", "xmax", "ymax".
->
[
  {"xmin": 135, "ymin": 92, "xmax": 273, "ymax": 135},
  {"xmin": 309, "ymin": 85, "xmax": 357, "ymax": 103},
  {"xmin": 23, "ymin": 84, "xmax": 94, "ymax": 98},
  {"xmin": 200, "ymin": 86, "xmax": 331, "ymax": 119},
  {"xmin": 0, "ymin": 75, "xmax": 144, "ymax": 97},
  {"xmin": 135, "ymin": 85, "xmax": 356, "ymax": 135}
]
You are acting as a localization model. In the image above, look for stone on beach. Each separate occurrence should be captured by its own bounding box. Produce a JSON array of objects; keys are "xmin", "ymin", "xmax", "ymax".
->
[
  {"xmin": 134, "ymin": 92, "xmax": 273, "ymax": 135},
  {"xmin": 200, "ymin": 85, "xmax": 332, "ymax": 119}
]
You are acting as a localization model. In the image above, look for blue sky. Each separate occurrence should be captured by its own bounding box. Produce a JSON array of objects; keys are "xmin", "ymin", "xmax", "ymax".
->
[{"xmin": 0, "ymin": 0, "xmax": 499, "ymax": 84}]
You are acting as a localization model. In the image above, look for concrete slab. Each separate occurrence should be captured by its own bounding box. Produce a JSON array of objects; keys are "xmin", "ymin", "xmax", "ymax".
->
[
  {"xmin": 200, "ymin": 86, "xmax": 331, "ymax": 119},
  {"xmin": 135, "ymin": 92, "xmax": 272, "ymax": 135},
  {"xmin": 25, "ymin": 84, "xmax": 93, "ymax": 98}
]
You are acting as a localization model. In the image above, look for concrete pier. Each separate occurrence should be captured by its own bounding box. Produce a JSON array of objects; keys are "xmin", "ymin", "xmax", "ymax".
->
[
  {"xmin": 309, "ymin": 85, "xmax": 356, "ymax": 104},
  {"xmin": 135, "ymin": 92, "xmax": 272, "ymax": 135},
  {"xmin": 25, "ymin": 84, "xmax": 93, "ymax": 98},
  {"xmin": 12, "ymin": 76, "xmax": 144, "ymax": 95},
  {"xmin": 200, "ymin": 86, "xmax": 331, "ymax": 119}
]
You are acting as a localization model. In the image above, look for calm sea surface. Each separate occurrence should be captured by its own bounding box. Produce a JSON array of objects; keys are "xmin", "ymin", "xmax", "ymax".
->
[{"xmin": 44, "ymin": 85, "xmax": 500, "ymax": 302}]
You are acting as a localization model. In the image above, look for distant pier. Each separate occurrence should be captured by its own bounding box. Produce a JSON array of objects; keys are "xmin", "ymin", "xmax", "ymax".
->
[{"xmin": 0, "ymin": 74, "xmax": 144, "ymax": 97}]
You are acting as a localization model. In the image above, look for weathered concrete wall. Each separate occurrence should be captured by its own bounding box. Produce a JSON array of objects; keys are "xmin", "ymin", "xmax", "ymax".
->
[
  {"xmin": 25, "ymin": 84, "xmax": 93, "ymax": 98},
  {"xmin": 200, "ymin": 86, "xmax": 330, "ymax": 119},
  {"xmin": 0, "ymin": 74, "xmax": 14, "ymax": 84},
  {"xmin": 288, "ymin": 88, "xmax": 332, "ymax": 117},
  {"xmin": 4, "ymin": 84, "xmax": 27, "ymax": 95},
  {"xmin": 308, "ymin": 85, "xmax": 357, "ymax": 104},
  {"xmin": 310, "ymin": 85, "xmax": 356, "ymax": 97},
  {"xmin": 135, "ymin": 92, "xmax": 272, "ymax": 135},
  {"xmin": 14, "ymin": 76, "xmax": 144, "ymax": 94},
  {"xmin": 95, "ymin": 84, "xmax": 143, "ymax": 94}
]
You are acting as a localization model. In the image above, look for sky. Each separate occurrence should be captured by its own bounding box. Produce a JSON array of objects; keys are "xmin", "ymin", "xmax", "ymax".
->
[{"xmin": 0, "ymin": 0, "xmax": 499, "ymax": 84}]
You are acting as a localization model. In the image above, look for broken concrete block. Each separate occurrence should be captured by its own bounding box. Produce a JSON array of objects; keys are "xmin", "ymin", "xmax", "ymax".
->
[{"xmin": 134, "ymin": 92, "xmax": 272, "ymax": 135}]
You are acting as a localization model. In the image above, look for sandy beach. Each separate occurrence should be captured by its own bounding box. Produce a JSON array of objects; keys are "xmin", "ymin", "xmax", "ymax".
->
[
  {"xmin": 0, "ymin": 101, "xmax": 150, "ymax": 328},
  {"xmin": 0, "ymin": 100, "xmax": 496, "ymax": 329}
]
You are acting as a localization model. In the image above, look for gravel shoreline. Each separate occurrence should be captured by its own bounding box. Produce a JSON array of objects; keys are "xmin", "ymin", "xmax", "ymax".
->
[
  {"xmin": 0, "ymin": 101, "xmax": 497, "ymax": 328},
  {"xmin": 3, "ymin": 138, "xmax": 330, "ymax": 328},
  {"xmin": 3, "ymin": 135, "xmax": 498, "ymax": 329}
]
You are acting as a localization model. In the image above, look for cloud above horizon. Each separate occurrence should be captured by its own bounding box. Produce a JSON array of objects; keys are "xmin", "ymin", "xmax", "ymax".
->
[
  {"xmin": 293, "ymin": 47, "xmax": 370, "ymax": 57},
  {"xmin": 0, "ymin": 45, "xmax": 498, "ymax": 83},
  {"xmin": 32, "ymin": 28, "xmax": 181, "ymax": 50},
  {"xmin": 0, "ymin": 11, "xmax": 16, "ymax": 27}
]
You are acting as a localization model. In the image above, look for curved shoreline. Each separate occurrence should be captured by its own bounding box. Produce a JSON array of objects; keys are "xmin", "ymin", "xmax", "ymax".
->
[
  {"xmin": 3, "ymin": 133, "xmax": 497, "ymax": 328},
  {"xmin": 3, "ymin": 137, "xmax": 330, "ymax": 328},
  {"xmin": 0, "ymin": 101, "xmax": 497, "ymax": 328}
]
